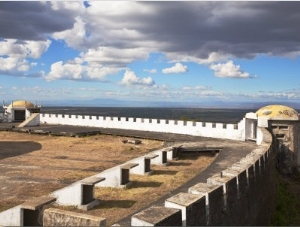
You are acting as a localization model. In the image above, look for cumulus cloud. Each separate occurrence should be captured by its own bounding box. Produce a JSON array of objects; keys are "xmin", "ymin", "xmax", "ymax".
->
[
  {"xmin": 166, "ymin": 52, "xmax": 230, "ymax": 65},
  {"xmin": 81, "ymin": 46, "xmax": 149, "ymax": 67},
  {"xmin": 0, "ymin": 57, "xmax": 29, "ymax": 72},
  {"xmin": 0, "ymin": 39, "xmax": 50, "ymax": 76},
  {"xmin": 45, "ymin": 59, "xmax": 120, "ymax": 81},
  {"xmin": 0, "ymin": 2, "xmax": 79, "ymax": 41},
  {"xmin": 2, "ymin": 1, "xmax": 300, "ymax": 81},
  {"xmin": 0, "ymin": 39, "xmax": 51, "ymax": 59},
  {"xmin": 52, "ymin": 17, "xmax": 87, "ymax": 50},
  {"xmin": 209, "ymin": 61, "xmax": 256, "ymax": 78},
  {"xmin": 121, "ymin": 69, "xmax": 155, "ymax": 86},
  {"xmin": 162, "ymin": 63, "xmax": 188, "ymax": 74}
]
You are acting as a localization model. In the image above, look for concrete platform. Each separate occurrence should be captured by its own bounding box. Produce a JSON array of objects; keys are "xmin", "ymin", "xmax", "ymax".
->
[{"xmin": 0, "ymin": 122, "xmax": 257, "ymax": 225}]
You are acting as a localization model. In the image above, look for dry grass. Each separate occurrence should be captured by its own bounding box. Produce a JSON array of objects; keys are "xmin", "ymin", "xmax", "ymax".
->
[
  {"xmin": 0, "ymin": 131, "xmax": 163, "ymax": 211},
  {"xmin": 0, "ymin": 131, "xmax": 216, "ymax": 225},
  {"xmin": 52, "ymin": 153, "xmax": 215, "ymax": 226}
]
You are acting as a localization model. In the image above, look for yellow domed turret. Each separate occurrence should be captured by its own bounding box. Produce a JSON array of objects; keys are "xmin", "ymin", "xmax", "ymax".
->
[
  {"xmin": 7, "ymin": 100, "xmax": 35, "ymax": 109},
  {"xmin": 256, "ymin": 105, "xmax": 299, "ymax": 121}
]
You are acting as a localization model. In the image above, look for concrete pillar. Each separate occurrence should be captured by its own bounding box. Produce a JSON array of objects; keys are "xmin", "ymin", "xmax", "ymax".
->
[
  {"xmin": 188, "ymin": 183, "xmax": 223, "ymax": 225},
  {"xmin": 207, "ymin": 173, "xmax": 238, "ymax": 225},
  {"xmin": 165, "ymin": 192, "xmax": 206, "ymax": 226},
  {"xmin": 131, "ymin": 206, "xmax": 182, "ymax": 226}
]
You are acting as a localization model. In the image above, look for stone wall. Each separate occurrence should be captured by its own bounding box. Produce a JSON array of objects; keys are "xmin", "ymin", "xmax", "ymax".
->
[
  {"xmin": 131, "ymin": 127, "xmax": 277, "ymax": 226},
  {"xmin": 0, "ymin": 121, "xmax": 277, "ymax": 226},
  {"xmin": 43, "ymin": 208, "xmax": 106, "ymax": 226},
  {"xmin": 40, "ymin": 113, "xmax": 246, "ymax": 141}
]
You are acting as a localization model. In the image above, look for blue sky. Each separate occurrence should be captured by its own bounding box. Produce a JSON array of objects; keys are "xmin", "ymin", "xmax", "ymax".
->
[{"xmin": 0, "ymin": 1, "xmax": 300, "ymax": 107}]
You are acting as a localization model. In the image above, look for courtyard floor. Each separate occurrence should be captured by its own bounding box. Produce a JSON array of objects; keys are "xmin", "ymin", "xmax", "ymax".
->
[{"xmin": 0, "ymin": 124, "xmax": 257, "ymax": 225}]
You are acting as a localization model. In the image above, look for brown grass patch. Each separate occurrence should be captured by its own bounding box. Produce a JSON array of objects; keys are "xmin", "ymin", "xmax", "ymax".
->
[
  {"xmin": 1, "ymin": 131, "xmax": 216, "ymax": 225},
  {"xmin": 0, "ymin": 131, "xmax": 163, "ymax": 211},
  {"xmin": 52, "ymin": 153, "xmax": 215, "ymax": 226}
]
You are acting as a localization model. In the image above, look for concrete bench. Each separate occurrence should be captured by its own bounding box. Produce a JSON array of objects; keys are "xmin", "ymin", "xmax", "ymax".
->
[
  {"xmin": 95, "ymin": 163, "xmax": 139, "ymax": 188},
  {"xmin": 129, "ymin": 155, "xmax": 158, "ymax": 175},
  {"xmin": 79, "ymin": 177, "xmax": 105, "ymax": 210},
  {"xmin": 131, "ymin": 206, "xmax": 182, "ymax": 226},
  {"xmin": 169, "ymin": 146, "xmax": 182, "ymax": 160},
  {"xmin": 181, "ymin": 146, "xmax": 221, "ymax": 156},
  {"xmin": 145, "ymin": 155, "xmax": 159, "ymax": 174},
  {"xmin": 121, "ymin": 163, "xmax": 139, "ymax": 186},
  {"xmin": 0, "ymin": 196, "xmax": 56, "ymax": 226},
  {"xmin": 21, "ymin": 196, "xmax": 56, "ymax": 226},
  {"xmin": 52, "ymin": 177, "xmax": 105, "ymax": 211},
  {"xmin": 151, "ymin": 150, "xmax": 169, "ymax": 165}
]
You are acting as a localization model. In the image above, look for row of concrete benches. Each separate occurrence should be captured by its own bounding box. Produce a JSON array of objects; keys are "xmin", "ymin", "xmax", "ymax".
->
[
  {"xmin": 51, "ymin": 148, "xmax": 175, "ymax": 211},
  {"xmin": 0, "ymin": 146, "xmax": 181, "ymax": 226}
]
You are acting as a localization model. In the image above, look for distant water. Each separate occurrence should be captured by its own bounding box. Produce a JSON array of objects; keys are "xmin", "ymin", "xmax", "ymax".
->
[{"xmin": 41, "ymin": 107, "xmax": 257, "ymax": 124}]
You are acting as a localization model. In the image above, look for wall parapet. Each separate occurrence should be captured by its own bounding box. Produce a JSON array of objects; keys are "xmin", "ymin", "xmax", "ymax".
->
[
  {"xmin": 131, "ymin": 127, "xmax": 276, "ymax": 226},
  {"xmin": 40, "ymin": 113, "xmax": 246, "ymax": 141},
  {"xmin": 0, "ymin": 122, "xmax": 276, "ymax": 226}
]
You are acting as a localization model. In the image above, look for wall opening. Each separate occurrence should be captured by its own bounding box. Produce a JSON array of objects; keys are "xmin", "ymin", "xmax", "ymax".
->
[
  {"xmin": 82, "ymin": 185, "xmax": 94, "ymax": 205},
  {"xmin": 23, "ymin": 209, "xmax": 40, "ymax": 226},
  {"xmin": 14, "ymin": 110, "xmax": 25, "ymax": 121}
]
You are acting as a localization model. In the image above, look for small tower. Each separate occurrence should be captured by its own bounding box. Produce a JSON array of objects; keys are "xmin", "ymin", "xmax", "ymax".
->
[
  {"xmin": 3, "ymin": 100, "xmax": 41, "ymax": 123},
  {"xmin": 255, "ymin": 105, "xmax": 300, "ymax": 174}
]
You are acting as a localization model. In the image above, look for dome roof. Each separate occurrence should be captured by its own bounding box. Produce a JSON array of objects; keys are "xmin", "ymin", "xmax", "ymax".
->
[
  {"xmin": 256, "ymin": 105, "xmax": 299, "ymax": 121},
  {"xmin": 7, "ymin": 100, "xmax": 35, "ymax": 109}
]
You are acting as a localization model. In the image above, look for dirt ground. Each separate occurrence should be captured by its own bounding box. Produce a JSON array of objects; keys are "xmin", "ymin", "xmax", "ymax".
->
[
  {"xmin": 0, "ymin": 131, "xmax": 215, "ymax": 225},
  {"xmin": 0, "ymin": 131, "xmax": 163, "ymax": 210}
]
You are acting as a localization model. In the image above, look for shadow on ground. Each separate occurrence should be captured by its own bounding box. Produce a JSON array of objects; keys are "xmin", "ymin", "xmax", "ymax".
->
[
  {"xmin": 130, "ymin": 181, "xmax": 163, "ymax": 188},
  {"xmin": 169, "ymin": 161, "xmax": 192, "ymax": 166},
  {"xmin": 96, "ymin": 199, "xmax": 136, "ymax": 209},
  {"xmin": 152, "ymin": 170, "xmax": 178, "ymax": 175},
  {"xmin": 0, "ymin": 141, "xmax": 42, "ymax": 160}
]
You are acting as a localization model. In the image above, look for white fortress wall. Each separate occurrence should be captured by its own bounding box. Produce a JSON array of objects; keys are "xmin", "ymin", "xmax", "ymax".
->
[{"xmin": 40, "ymin": 114, "xmax": 246, "ymax": 141}]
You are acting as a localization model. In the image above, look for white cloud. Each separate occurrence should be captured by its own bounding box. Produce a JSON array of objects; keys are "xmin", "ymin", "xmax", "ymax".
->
[
  {"xmin": 0, "ymin": 39, "xmax": 51, "ymax": 59},
  {"xmin": 121, "ymin": 69, "xmax": 155, "ymax": 86},
  {"xmin": 82, "ymin": 46, "xmax": 149, "ymax": 67},
  {"xmin": 182, "ymin": 86, "xmax": 210, "ymax": 91},
  {"xmin": 0, "ymin": 39, "xmax": 50, "ymax": 75},
  {"xmin": 162, "ymin": 63, "xmax": 188, "ymax": 74},
  {"xmin": 209, "ymin": 60, "xmax": 256, "ymax": 78},
  {"xmin": 45, "ymin": 59, "xmax": 120, "ymax": 81},
  {"xmin": 0, "ymin": 57, "xmax": 30, "ymax": 72},
  {"xmin": 143, "ymin": 69, "xmax": 157, "ymax": 74},
  {"xmin": 52, "ymin": 17, "xmax": 87, "ymax": 50},
  {"xmin": 166, "ymin": 52, "xmax": 230, "ymax": 65}
]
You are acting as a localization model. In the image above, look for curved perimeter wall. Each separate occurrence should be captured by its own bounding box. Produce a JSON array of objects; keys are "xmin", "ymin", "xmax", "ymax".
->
[
  {"xmin": 40, "ymin": 114, "xmax": 246, "ymax": 141},
  {"xmin": 131, "ymin": 127, "xmax": 276, "ymax": 226},
  {"xmin": 0, "ymin": 124, "xmax": 277, "ymax": 226}
]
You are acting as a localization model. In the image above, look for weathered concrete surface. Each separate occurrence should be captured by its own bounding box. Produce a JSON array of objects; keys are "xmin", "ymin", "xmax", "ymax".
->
[
  {"xmin": 131, "ymin": 206, "xmax": 182, "ymax": 226},
  {"xmin": 43, "ymin": 208, "xmax": 106, "ymax": 226},
  {"xmin": 189, "ymin": 183, "xmax": 224, "ymax": 225},
  {"xmin": 117, "ymin": 139, "xmax": 257, "ymax": 226},
  {"xmin": 21, "ymin": 196, "xmax": 56, "ymax": 210},
  {"xmin": 0, "ymin": 123, "xmax": 257, "ymax": 226},
  {"xmin": 165, "ymin": 192, "xmax": 206, "ymax": 226}
]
